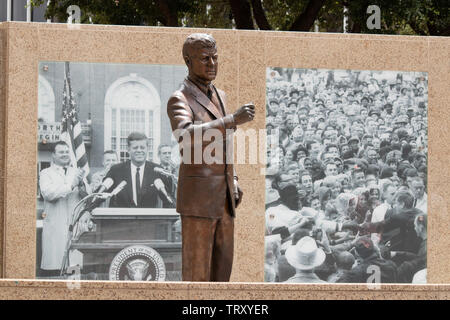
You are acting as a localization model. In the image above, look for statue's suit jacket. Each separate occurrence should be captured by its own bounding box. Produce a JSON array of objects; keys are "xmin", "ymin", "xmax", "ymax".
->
[{"xmin": 167, "ymin": 78, "xmax": 240, "ymax": 219}]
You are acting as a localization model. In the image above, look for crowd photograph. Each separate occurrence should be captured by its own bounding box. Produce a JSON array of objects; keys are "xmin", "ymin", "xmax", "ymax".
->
[{"xmin": 265, "ymin": 67, "xmax": 428, "ymax": 284}]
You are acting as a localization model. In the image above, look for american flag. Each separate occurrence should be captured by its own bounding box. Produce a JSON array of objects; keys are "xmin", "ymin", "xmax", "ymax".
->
[{"xmin": 61, "ymin": 62, "xmax": 90, "ymax": 179}]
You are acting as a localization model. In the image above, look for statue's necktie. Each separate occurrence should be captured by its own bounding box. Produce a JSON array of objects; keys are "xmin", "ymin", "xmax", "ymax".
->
[{"xmin": 207, "ymin": 85, "xmax": 224, "ymax": 117}]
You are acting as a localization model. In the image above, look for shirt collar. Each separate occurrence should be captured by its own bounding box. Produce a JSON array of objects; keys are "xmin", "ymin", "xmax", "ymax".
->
[
  {"xmin": 131, "ymin": 162, "xmax": 145, "ymax": 172},
  {"xmin": 52, "ymin": 163, "xmax": 68, "ymax": 171},
  {"xmin": 187, "ymin": 76, "xmax": 213, "ymax": 97}
]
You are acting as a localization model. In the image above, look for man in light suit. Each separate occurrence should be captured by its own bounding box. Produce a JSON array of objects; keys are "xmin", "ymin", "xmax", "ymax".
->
[
  {"xmin": 105, "ymin": 132, "xmax": 171, "ymax": 208},
  {"xmin": 167, "ymin": 33, "xmax": 255, "ymax": 281},
  {"xmin": 39, "ymin": 141, "xmax": 85, "ymax": 276}
]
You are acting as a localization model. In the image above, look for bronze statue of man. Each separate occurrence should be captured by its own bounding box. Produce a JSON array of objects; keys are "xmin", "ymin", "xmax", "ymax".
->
[{"xmin": 167, "ymin": 33, "xmax": 255, "ymax": 281}]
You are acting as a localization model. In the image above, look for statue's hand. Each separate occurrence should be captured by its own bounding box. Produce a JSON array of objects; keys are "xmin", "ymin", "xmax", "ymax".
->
[{"xmin": 233, "ymin": 103, "xmax": 255, "ymax": 125}]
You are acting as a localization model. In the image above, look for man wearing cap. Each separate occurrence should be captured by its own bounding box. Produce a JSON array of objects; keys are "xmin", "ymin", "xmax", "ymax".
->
[
  {"xmin": 347, "ymin": 136, "xmax": 361, "ymax": 158},
  {"xmin": 290, "ymin": 89, "xmax": 299, "ymax": 99},
  {"xmin": 394, "ymin": 115, "xmax": 409, "ymax": 129},
  {"xmin": 287, "ymin": 99, "xmax": 298, "ymax": 114},
  {"xmin": 267, "ymin": 98, "xmax": 280, "ymax": 116},
  {"xmin": 298, "ymin": 105, "xmax": 309, "ymax": 117},
  {"xmin": 361, "ymin": 96, "xmax": 370, "ymax": 108},
  {"xmin": 368, "ymin": 108, "xmax": 381, "ymax": 120},
  {"xmin": 406, "ymin": 106, "xmax": 416, "ymax": 119},
  {"xmin": 383, "ymin": 103, "xmax": 393, "ymax": 115}
]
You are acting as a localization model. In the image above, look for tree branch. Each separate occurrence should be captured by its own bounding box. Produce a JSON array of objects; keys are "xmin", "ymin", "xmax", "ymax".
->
[
  {"xmin": 351, "ymin": 22, "xmax": 361, "ymax": 33},
  {"xmin": 408, "ymin": 19, "xmax": 428, "ymax": 36},
  {"xmin": 155, "ymin": 0, "xmax": 179, "ymax": 27},
  {"xmin": 289, "ymin": 0, "xmax": 325, "ymax": 31},
  {"xmin": 250, "ymin": 0, "xmax": 272, "ymax": 30},
  {"xmin": 229, "ymin": 0, "xmax": 254, "ymax": 29}
]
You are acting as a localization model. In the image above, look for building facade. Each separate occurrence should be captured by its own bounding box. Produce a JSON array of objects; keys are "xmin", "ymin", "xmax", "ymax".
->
[{"xmin": 38, "ymin": 61, "xmax": 187, "ymax": 175}]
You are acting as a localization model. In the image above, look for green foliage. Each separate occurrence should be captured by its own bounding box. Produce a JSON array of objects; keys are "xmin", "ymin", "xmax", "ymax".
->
[
  {"xmin": 262, "ymin": 0, "xmax": 308, "ymax": 30},
  {"xmin": 183, "ymin": 0, "xmax": 233, "ymax": 28},
  {"xmin": 31, "ymin": 0, "xmax": 449, "ymax": 35},
  {"xmin": 34, "ymin": 0, "xmax": 201, "ymax": 26},
  {"xmin": 346, "ymin": 0, "xmax": 449, "ymax": 35}
]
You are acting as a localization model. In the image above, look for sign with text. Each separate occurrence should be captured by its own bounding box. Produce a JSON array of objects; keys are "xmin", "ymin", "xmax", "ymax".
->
[{"xmin": 37, "ymin": 122, "xmax": 62, "ymax": 143}]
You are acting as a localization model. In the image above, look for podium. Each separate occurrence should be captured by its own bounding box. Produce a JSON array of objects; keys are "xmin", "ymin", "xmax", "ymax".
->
[{"xmin": 71, "ymin": 208, "xmax": 182, "ymax": 281}]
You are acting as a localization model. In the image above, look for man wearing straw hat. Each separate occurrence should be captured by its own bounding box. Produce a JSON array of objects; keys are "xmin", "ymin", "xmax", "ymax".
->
[{"xmin": 283, "ymin": 236, "xmax": 327, "ymax": 283}]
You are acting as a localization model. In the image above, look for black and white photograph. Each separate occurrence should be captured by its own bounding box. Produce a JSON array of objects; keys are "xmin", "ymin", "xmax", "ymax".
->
[
  {"xmin": 264, "ymin": 67, "xmax": 428, "ymax": 284},
  {"xmin": 37, "ymin": 61, "xmax": 184, "ymax": 281}
]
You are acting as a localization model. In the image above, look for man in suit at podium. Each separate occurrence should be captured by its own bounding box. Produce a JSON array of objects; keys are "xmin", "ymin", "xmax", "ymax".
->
[
  {"xmin": 167, "ymin": 33, "xmax": 255, "ymax": 281},
  {"xmin": 105, "ymin": 132, "xmax": 172, "ymax": 208}
]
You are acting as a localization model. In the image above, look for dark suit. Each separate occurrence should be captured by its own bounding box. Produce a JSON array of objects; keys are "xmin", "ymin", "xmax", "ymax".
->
[
  {"xmin": 167, "ymin": 78, "xmax": 240, "ymax": 281},
  {"xmin": 105, "ymin": 160, "xmax": 165, "ymax": 208},
  {"xmin": 336, "ymin": 253, "xmax": 398, "ymax": 283},
  {"xmin": 376, "ymin": 207, "xmax": 423, "ymax": 254}
]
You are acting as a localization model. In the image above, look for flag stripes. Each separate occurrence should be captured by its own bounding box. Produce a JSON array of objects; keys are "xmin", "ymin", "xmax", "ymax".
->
[{"xmin": 61, "ymin": 61, "xmax": 90, "ymax": 178}]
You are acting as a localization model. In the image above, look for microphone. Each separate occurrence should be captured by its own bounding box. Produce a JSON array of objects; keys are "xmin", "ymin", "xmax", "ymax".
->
[
  {"xmin": 84, "ymin": 178, "xmax": 114, "ymax": 212},
  {"xmin": 154, "ymin": 167, "xmax": 175, "ymax": 178},
  {"xmin": 97, "ymin": 177, "xmax": 114, "ymax": 193},
  {"xmin": 110, "ymin": 181, "xmax": 127, "ymax": 197},
  {"xmin": 80, "ymin": 180, "xmax": 127, "ymax": 216},
  {"xmin": 154, "ymin": 178, "xmax": 173, "ymax": 205}
]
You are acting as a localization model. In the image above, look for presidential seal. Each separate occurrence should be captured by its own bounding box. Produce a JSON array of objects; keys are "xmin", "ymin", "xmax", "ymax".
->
[{"xmin": 109, "ymin": 245, "xmax": 166, "ymax": 281}]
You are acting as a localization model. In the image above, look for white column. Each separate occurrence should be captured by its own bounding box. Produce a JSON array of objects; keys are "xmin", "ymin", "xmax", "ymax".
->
[
  {"xmin": 314, "ymin": 20, "xmax": 319, "ymax": 32},
  {"xmin": 47, "ymin": 0, "xmax": 52, "ymax": 23},
  {"xmin": 7, "ymin": 0, "xmax": 12, "ymax": 21},
  {"xmin": 27, "ymin": 0, "xmax": 32, "ymax": 22},
  {"xmin": 343, "ymin": 5, "xmax": 348, "ymax": 33}
]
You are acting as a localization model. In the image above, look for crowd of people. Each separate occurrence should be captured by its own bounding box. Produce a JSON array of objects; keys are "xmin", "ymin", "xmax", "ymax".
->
[{"xmin": 264, "ymin": 68, "xmax": 428, "ymax": 284}]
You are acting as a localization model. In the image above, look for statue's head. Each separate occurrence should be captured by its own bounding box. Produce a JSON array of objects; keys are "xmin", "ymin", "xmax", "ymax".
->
[{"xmin": 182, "ymin": 33, "xmax": 218, "ymax": 83}]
